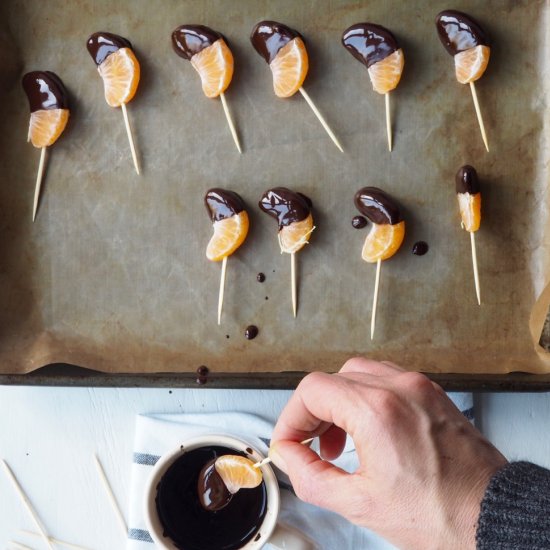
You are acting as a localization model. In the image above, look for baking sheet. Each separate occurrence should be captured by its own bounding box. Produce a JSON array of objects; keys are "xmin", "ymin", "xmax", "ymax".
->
[{"xmin": 1, "ymin": 0, "xmax": 549, "ymax": 376}]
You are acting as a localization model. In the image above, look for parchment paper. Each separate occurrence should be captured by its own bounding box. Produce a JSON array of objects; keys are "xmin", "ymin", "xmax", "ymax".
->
[{"xmin": 1, "ymin": 0, "xmax": 549, "ymax": 375}]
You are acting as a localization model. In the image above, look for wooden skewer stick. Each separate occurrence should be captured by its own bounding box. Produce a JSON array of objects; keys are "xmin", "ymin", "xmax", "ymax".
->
[
  {"xmin": 218, "ymin": 256, "xmax": 228, "ymax": 325},
  {"xmin": 291, "ymin": 252, "xmax": 297, "ymax": 318},
  {"xmin": 121, "ymin": 103, "xmax": 140, "ymax": 175},
  {"xmin": 371, "ymin": 259, "xmax": 382, "ymax": 340},
  {"xmin": 1, "ymin": 460, "xmax": 54, "ymax": 550},
  {"xmin": 253, "ymin": 438, "xmax": 314, "ymax": 468},
  {"xmin": 385, "ymin": 92, "xmax": 392, "ymax": 152},
  {"xmin": 8, "ymin": 541, "xmax": 34, "ymax": 550},
  {"xmin": 92, "ymin": 454, "xmax": 128, "ymax": 537},
  {"xmin": 469, "ymin": 81, "xmax": 489, "ymax": 152},
  {"xmin": 470, "ymin": 231, "xmax": 481, "ymax": 305},
  {"xmin": 33, "ymin": 146, "xmax": 48, "ymax": 222},
  {"xmin": 220, "ymin": 93, "xmax": 242, "ymax": 153},
  {"xmin": 298, "ymin": 87, "xmax": 344, "ymax": 152},
  {"xmin": 20, "ymin": 532, "xmax": 91, "ymax": 550}
]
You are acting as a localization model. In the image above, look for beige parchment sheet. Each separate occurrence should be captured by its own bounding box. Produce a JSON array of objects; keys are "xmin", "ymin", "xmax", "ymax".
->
[{"xmin": 0, "ymin": 0, "xmax": 549, "ymax": 375}]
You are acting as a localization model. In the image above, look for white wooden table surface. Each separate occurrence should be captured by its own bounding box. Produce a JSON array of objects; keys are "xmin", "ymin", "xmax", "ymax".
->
[{"xmin": 0, "ymin": 386, "xmax": 549, "ymax": 550}]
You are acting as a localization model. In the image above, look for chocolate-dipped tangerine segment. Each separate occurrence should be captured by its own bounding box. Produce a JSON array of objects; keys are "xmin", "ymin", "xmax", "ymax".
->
[
  {"xmin": 205, "ymin": 189, "xmax": 249, "ymax": 261},
  {"xmin": 456, "ymin": 165, "xmax": 481, "ymax": 233},
  {"xmin": 354, "ymin": 187, "xmax": 405, "ymax": 263},
  {"xmin": 172, "ymin": 25, "xmax": 233, "ymax": 98},
  {"xmin": 22, "ymin": 71, "xmax": 70, "ymax": 148},
  {"xmin": 342, "ymin": 23, "xmax": 404, "ymax": 94},
  {"xmin": 259, "ymin": 187, "xmax": 314, "ymax": 254}
]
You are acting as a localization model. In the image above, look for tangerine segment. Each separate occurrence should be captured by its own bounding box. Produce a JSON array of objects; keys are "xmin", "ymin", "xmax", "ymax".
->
[
  {"xmin": 458, "ymin": 193, "xmax": 481, "ymax": 232},
  {"xmin": 206, "ymin": 211, "xmax": 249, "ymax": 262},
  {"xmin": 270, "ymin": 37, "xmax": 309, "ymax": 98},
  {"xmin": 454, "ymin": 45, "xmax": 490, "ymax": 84},
  {"xmin": 214, "ymin": 455, "xmax": 263, "ymax": 494},
  {"xmin": 278, "ymin": 214, "xmax": 314, "ymax": 254},
  {"xmin": 28, "ymin": 108, "xmax": 69, "ymax": 148},
  {"xmin": 368, "ymin": 48, "xmax": 404, "ymax": 94},
  {"xmin": 361, "ymin": 220, "xmax": 405, "ymax": 263},
  {"xmin": 98, "ymin": 47, "xmax": 140, "ymax": 107},
  {"xmin": 190, "ymin": 39, "xmax": 234, "ymax": 98}
]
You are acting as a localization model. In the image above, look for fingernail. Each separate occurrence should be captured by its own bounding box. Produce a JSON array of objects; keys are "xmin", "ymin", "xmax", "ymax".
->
[{"xmin": 268, "ymin": 443, "xmax": 288, "ymax": 474}]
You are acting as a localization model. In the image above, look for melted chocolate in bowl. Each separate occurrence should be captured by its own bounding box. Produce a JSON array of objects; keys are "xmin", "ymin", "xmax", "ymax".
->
[
  {"xmin": 435, "ymin": 10, "xmax": 489, "ymax": 55},
  {"xmin": 156, "ymin": 445, "xmax": 267, "ymax": 550},
  {"xmin": 87, "ymin": 32, "xmax": 132, "ymax": 65},
  {"xmin": 342, "ymin": 23, "xmax": 398, "ymax": 68},
  {"xmin": 250, "ymin": 21, "xmax": 301, "ymax": 64},
  {"xmin": 172, "ymin": 25, "xmax": 222, "ymax": 60},
  {"xmin": 22, "ymin": 71, "xmax": 69, "ymax": 112}
]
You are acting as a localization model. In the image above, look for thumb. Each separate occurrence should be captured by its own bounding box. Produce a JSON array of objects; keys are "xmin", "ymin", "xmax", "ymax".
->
[{"xmin": 269, "ymin": 440, "xmax": 353, "ymax": 512}]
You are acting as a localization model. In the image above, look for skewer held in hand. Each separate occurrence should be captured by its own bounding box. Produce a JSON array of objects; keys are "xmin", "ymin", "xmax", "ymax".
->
[
  {"xmin": 298, "ymin": 87, "xmax": 344, "ymax": 152},
  {"xmin": 253, "ymin": 438, "xmax": 314, "ymax": 468}
]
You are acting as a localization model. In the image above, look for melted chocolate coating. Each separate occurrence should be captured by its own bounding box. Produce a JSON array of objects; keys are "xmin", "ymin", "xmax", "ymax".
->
[
  {"xmin": 412, "ymin": 241, "xmax": 429, "ymax": 256},
  {"xmin": 354, "ymin": 187, "xmax": 402, "ymax": 225},
  {"xmin": 256, "ymin": 273, "xmax": 266, "ymax": 283},
  {"xmin": 205, "ymin": 189, "xmax": 245, "ymax": 222},
  {"xmin": 87, "ymin": 32, "xmax": 132, "ymax": 66},
  {"xmin": 197, "ymin": 459, "xmax": 232, "ymax": 511},
  {"xmin": 352, "ymin": 215, "xmax": 368, "ymax": 229},
  {"xmin": 22, "ymin": 71, "xmax": 69, "ymax": 112},
  {"xmin": 342, "ymin": 23, "xmax": 399, "ymax": 68},
  {"xmin": 456, "ymin": 165, "xmax": 480, "ymax": 195},
  {"xmin": 250, "ymin": 21, "xmax": 301, "ymax": 64},
  {"xmin": 436, "ymin": 10, "xmax": 489, "ymax": 55},
  {"xmin": 245, "ymin": 325, "xmax": 258, "ymax": 340},
  {"xmin": 259, "ymin": 187, "xmax": 312, "ymax": 229},
  {"xmin": 156, "ymin": 446, "xmax": 267, "ymax": 550},
  {"xmin": 172, "ymin": 25, "xmax": 223, "ymax": 60}
]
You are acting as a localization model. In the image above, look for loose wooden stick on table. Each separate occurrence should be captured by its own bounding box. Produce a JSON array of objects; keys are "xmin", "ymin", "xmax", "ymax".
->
[
  {"xmin": 93, "ymin": 454, "xmax": 128, "ymax": 537},
  {"xmin": 385, "ymin": 92, "xmax": 392, "ymax": 152},
  {"xmin": 121, "ymin": 103, "xmax": 140, "ymax": 175},
  {"xmin": 469, "ymin": 82, "xmax": 489, "ymax": 152},
  {"xmin": 1, "ymin": 460, "xmax": 54, "ymax": 550},
  {"xmin": 220, "ymin": 93, "xmax": 242, "ymax": 153},
  {"xmin": 298, "ymin": 87, "xmax": 344, "ymax": 152},
  {"xmin": 371, "ymin": 259, "xmax": 382, "ymax": 340},
  {"xmin": 20, "ymin": 532, "xmax": 91, "ymax": 550},
  {"xmin": 217, "ymin": 256, "xmax": 228, "ymax": 325},
  {"xmin": 8, "ymin": 541, "xmax": 34, "ymax": 550},
  {"xmin": 470, "ymin": 231, "xmax": 481, "ymax": 305},
  {"xmin": 33, "ymin": 146, "xmax": 48, "ymax": 222},
  {"xmin": 253, "ymin": 438, "xmax": 314, "ymax": 468},
  {"xmin": 291, "ymin": 252, "xmax": 297, "ymax": 318}
]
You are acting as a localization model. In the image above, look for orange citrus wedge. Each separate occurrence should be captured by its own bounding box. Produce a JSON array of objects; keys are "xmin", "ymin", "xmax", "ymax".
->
[
  {"xmin": 278, "ymin": 214, "xmax": 314, "ymax": 254},
  {"xmin": 458, "ymin": 193, "xmax": 481, "ymax": 232},
  {"xmin": 361, "ymin": 221, "xmax": 405, "ymax": 263},
  {"xmin": 190, "ymin": 39, "xmax": 234, "ymax": 98},
  {"xmin": 98, "ymin": 47, "xmax": 140, "ymax": 107},
  {"xmin": 454, "ymin": 45, "xmax": 490, "ymax": 84},
  {"xmin": 368, "ymin": 48, "xmax": 404, "ymax": 94},
  {"xmin": 206, "ymin": 211, "xmax": 249, "ymax": 262},
  {"xmin": 270, "ymin": 37, "xmax": 309, "ymax": 98},
  {"xmin": 214, "ymin": 455, "xmax": 263, "ymax": 494},
  {"xmin": 28, "ymin": 108, "xmax": 69, "ymax": 148}
]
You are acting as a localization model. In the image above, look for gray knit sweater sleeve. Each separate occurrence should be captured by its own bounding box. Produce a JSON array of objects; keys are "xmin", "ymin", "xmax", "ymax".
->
[{"xmin": 476, "ymin": 461, "xmax": 550, "ymax": 549}]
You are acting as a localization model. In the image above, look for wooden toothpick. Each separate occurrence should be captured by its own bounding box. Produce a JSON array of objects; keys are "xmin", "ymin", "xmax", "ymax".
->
[
  {"xmin": 20, "ymin": 531, "xmax": 91, "ymax": 550},
  {"xmin": 8, "ymin": 541, "xmax": 34, "ymax": 550},
  {"xmin": 298, "ymin": 87, "xmax": 344, "ymax": 152},
  {"xmin": 218, "ymin": 256, "xmax": 228, "ymax": 325},
  {"xmin": 93, "ymin": 454, "xmax": 127, "ymax": 537},
  {"xmin": 291, "ymin": 252, "xmax": 297, "ymax": 318},
  {"xmin": 371, "ymin": 259, "xmax": 381, "ymax": 340},
  {"xmin": 385, "ymin": 92, "xmax": 392, "ymax": 152},
  {"xmin": 121, "ymin": 103, "xmax": 140, "ymax": 174},
  {"xmin": 470, "ymin": 231, "xmax": 481, "ymax": 305},
  {"xmin": 220, "ymin": 93, "xmax": 242, "ymax": 153},
  {"xmin": 469, "ymin": 82, "xmax": 489, "ymax": 152},
  {"xmin": 253, "ymin": 438, "xmax": 314, "ymax": 468},
  {"xmin": 1, "ymin": 460, "xmax": 54, "ymax": 550},
  {"xmin": 33, "ymin": 146, "xmax": 48, "ymax": 222}
]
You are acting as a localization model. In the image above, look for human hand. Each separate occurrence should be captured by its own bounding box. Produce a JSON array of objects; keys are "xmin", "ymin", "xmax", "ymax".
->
[{"xmin": 270, "ymin": 358, "xmax": 507, "ymax": 550}]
